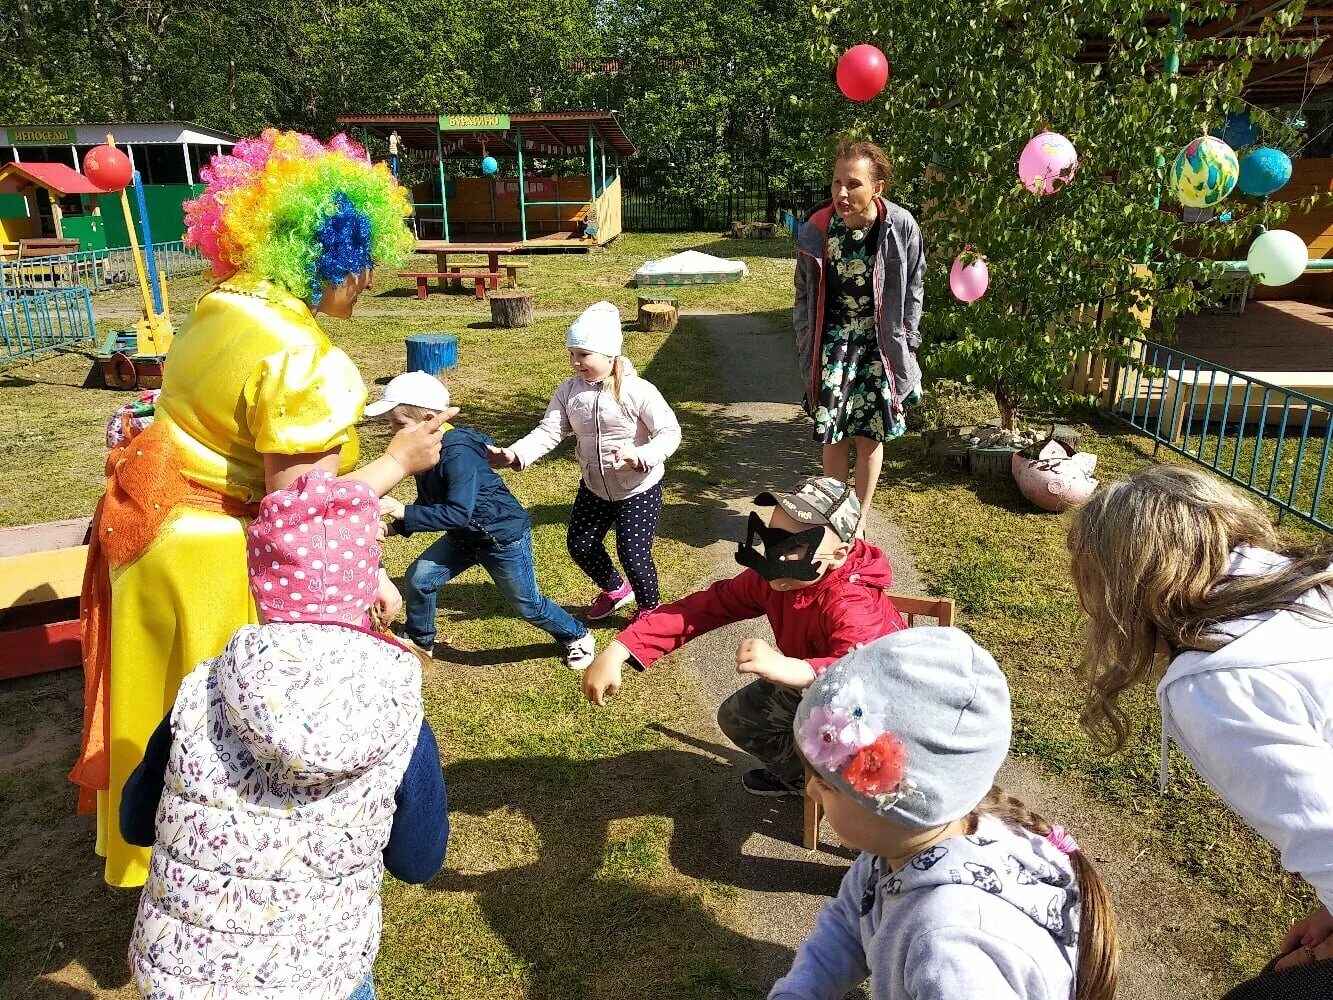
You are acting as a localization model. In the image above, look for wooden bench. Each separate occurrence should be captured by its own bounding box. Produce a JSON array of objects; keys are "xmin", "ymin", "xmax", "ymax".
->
[
  {"xmin": 16, "ymin": 238, "xmax": 81, "ymax": 288},
  {"xmin": 18, "ymin": 238, "xmax": 80, "ymax": 259},
  {"xmin": 400, "ymin": 270, "xmax": 502, "ymax": 301},
  {"xmin": 446, "ymin": 260, "xmax": 529, "ymax": 289},
  {"xmin": 803, "ymin": 594, "xmax": 956, "ymax": 852}
]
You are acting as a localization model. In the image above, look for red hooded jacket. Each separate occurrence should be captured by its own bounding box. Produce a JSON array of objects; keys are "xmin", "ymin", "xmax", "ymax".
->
[{"xmin": 619, "ymin": 540, "xmax": 906, "ymax": 674}]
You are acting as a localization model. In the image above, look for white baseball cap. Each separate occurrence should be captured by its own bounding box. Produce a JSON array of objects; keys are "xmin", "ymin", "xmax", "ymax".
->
[{"xmin": 364, "ymin": 371, "xmax": 451, "ymax": 417}]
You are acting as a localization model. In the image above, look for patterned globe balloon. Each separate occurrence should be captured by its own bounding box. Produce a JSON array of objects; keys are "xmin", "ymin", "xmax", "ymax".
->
[
  {"xmin": 1238, "ymin": 146, "xmax": 1292, "ymax": 197},
  {"xmin": 1170, "ymin": 136, "xmax": 1239, "ymax": 208}
]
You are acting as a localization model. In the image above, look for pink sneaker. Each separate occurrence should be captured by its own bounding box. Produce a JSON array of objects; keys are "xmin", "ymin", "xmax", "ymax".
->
[
  {"xmin": 627, "ymin": 607, "xmax": 659, "ymax": 628},
  {"xmin": 588, "ymin": 580, "xmax": 635, "ymax": 620}
]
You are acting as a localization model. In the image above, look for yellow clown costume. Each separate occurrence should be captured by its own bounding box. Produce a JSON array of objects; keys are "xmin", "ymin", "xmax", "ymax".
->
[{"xmin": 73, "ymin": 130, "xmax": 412, "ymax": 886}]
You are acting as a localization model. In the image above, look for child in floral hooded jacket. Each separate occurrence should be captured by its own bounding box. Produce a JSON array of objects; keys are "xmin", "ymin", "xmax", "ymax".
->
[{"xmin": 119, "ymin": 470, "xmax": 448, "ymax": 1000}]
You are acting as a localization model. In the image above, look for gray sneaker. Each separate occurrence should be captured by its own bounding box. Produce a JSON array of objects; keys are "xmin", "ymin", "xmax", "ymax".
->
[{"xmin": 564, "ymin": 632, "xmax": 596, "ymax": 671}]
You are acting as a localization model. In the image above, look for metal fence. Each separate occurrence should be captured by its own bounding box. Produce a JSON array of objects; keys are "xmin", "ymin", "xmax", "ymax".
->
[
  {"xmin": 0, "ymin": 241, "xmax": 206, "ymax": 294},
  {"xmin": 620, "ymin": 165, "xmax": 826, "ymax": 232},
  {"xmin": 1110, "ymin": 337, "xmax": 1332, "ymax": 530},
  {"xmin": 0, "ymin": 287, "xmax": 97, "ymax": 365}
]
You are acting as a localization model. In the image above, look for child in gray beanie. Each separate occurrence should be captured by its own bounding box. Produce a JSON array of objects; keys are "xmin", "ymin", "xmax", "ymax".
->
[{"xmin": 772, "ymin": 627, "xmax": 1118, "ymax": 1000}]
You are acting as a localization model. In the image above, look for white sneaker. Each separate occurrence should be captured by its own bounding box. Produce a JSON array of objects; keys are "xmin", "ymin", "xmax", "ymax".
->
[{"xmin": 564, "ymin": 632, "xmax": 596, "ymax": 671}]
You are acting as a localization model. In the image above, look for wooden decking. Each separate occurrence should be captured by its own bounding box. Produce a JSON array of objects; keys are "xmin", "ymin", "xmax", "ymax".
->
[
  {"xmin": 1063, "ymin": 300, "xmax": 1333, "ymax": 442},
  {"xmin": 1174, "ymin": 301, "xmax": 1333, "ymax": 374}
]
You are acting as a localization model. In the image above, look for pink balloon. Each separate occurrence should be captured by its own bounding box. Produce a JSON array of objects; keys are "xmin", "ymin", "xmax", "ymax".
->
[
  {"xmin": 837, "ymin": 45, "xmax": 890, "ymax": 102},
  {"xmin": 1018, "ymin": 130, "xmax": 1078, "ymax": 195},
  {"xmin": 949, "ymin": 253, "xmax": 989, "ymax": 303}
]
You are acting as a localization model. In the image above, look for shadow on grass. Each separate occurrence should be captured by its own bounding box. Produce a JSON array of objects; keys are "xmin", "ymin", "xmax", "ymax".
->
[
  {"xmin": 433, "ymin": 727, "xmax": 852, "ymax": 998},
  {"xmin": 429, "ymin": 639, "xmax": 562, "ymax": 667},
  {"xmin": 881, "ymin": 438, "xmax": 1033, "ymax": 515}
]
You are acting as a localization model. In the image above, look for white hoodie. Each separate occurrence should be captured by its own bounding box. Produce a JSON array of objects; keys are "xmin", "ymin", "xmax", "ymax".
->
[
  {"xmin": 1157, "ymin": 545, "xmax": 1333, "ymax": 911},
  {"xmin": 770, "ymin": 816, "xmax": 1080, "ymax": 1000}
]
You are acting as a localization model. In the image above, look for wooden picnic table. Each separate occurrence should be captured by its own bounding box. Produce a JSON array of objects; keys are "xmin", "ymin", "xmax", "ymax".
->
[{"xmin": 414, "ymin": 241, "xmax": 523, "ymax": 292}]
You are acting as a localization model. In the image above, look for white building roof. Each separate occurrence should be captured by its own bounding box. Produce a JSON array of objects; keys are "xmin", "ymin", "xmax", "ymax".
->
[{"xmin": 2, "ymin": 122, "xmax": 238, "ymax": 146}]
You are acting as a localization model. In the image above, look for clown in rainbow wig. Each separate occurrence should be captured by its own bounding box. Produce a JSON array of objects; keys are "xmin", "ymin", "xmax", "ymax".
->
[
  {"xmin": 185, "ymin": 129, "xmax": 414, "ymax": 305},
  {"xmin": 75, "ymin": 131, "xmax": 449, "ymax": 890}
]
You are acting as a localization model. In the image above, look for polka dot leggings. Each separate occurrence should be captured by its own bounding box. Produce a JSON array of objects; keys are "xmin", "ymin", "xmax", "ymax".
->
[{"xmin": 566, "ymin": 481, "xmax": 663, "ymax": 609}]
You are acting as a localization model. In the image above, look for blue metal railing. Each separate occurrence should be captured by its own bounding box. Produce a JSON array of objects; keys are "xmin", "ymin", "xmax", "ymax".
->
[
  {"xmin": 0, "ymin": 240, "xmax": 206, "ymax": 294},
  {"xmin": 1110, "ymin": 337, "xmax": 1332, "ymax": 530},
  {"xmin": 0, "ymin": 286, "xmax": 97, "ymax": 364}
]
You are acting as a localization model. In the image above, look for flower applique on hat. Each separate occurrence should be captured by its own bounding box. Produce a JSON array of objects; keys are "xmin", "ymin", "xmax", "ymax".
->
[
  {"xmin": 799, "ymin": 681, "xmax": 922, "ymax": 811},
  {"xmin": 793, "ymin": 627, "xmax": 1012, "ymax": 829}
]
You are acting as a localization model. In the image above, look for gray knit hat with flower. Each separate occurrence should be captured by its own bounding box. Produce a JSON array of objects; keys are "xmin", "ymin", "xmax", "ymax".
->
[{"xmin": 794, "ymin": 627, "xmax": 1012, "ymax": 830}]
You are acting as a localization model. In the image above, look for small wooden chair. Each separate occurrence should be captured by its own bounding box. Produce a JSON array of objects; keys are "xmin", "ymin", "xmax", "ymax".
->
[{"xmin": 802, "ymin": 593, "xmax": 957, "ymax": 851}]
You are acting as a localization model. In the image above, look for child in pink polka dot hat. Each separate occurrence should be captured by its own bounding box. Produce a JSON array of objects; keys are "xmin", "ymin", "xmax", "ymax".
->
[
  {"xmin": 117, "ymin": 468, "xmax": 450, "ymax": 1000},
  {"xmin": 246, "ymin": 469, "xmax": 383, "ymax": 625}
]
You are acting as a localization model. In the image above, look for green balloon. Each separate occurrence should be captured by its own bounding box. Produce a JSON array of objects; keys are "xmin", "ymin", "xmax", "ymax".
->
[{"xmin": 1246, "ymin": 230, "xmax": 1308, "ymax": 287}]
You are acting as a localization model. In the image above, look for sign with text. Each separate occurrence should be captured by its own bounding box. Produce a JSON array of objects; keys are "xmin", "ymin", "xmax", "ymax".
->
[
  {"xmin": 438, "ymin": 114, "xmax": 510, "ymax": 132},
  {"xmin": 7, "ymin": 127, "xmax": 77, "ymax": 146}
]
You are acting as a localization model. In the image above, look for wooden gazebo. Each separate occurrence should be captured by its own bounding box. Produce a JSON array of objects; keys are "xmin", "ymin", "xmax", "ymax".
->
[{"xmin": 336, "ymin": 111, "xmax": 636, "ymax": 248}]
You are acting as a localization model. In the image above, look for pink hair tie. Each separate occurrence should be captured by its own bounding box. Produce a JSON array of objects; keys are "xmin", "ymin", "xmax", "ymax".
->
[{"xmin": 1046, "ymin": 825, "xmax": 1079, "ymax": 855}]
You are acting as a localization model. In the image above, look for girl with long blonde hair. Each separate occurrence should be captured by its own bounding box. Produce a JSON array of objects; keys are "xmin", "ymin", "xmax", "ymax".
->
[{"xmin": 1068, "ymin": 464, "xmax": 1333, "ymax": 984}]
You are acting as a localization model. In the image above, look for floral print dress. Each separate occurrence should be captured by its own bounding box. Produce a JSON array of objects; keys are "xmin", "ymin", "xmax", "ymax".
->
[{"xmin": 806, "ymin": 213, "xmax": 906, "ymax": 445}]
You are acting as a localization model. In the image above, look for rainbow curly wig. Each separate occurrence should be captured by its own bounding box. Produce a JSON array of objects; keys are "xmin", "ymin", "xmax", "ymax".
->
[{"xmin": 184, "ymin": 129, "xmax": 414, "ymax": 304}]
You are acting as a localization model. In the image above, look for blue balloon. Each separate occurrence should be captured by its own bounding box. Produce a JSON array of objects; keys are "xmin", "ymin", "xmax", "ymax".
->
[
  {"xmin": 1221, "ymin": 112, "xmax": 1259, "ymax": 150},
  {"xmin": 1238, "ymin": 146, "xmax": 1293, "ymax": 197},
  {"xmin": 481, "ymin": 155, "xmax": 499, "ymax": 176}
]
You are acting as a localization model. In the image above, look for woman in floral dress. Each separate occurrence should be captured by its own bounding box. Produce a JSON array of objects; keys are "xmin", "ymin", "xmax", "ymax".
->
[{"xmin": 793, "ymin": 139, "xmax": 925, "ymax": 537}]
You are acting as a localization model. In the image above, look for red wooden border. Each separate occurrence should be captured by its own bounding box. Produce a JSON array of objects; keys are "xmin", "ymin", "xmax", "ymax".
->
[{"xmin": 0, "ymin": 618, "xmax": 81, "ymax": 681}]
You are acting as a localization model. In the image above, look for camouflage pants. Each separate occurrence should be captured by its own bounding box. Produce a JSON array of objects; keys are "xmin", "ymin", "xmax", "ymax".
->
[{"xmin": 716, "ymin": 679, "xmax": 805, "ymax": 787}]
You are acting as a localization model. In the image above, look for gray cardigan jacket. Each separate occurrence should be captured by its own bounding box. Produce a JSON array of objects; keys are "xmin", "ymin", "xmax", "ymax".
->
[{"xmin": 793, "ymin": 198, "xmax": 925, "ymax": 406}]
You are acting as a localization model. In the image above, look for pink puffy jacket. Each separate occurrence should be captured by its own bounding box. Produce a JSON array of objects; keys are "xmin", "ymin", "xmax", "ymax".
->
[{"xmin": 510, "ymin": 363, "xmax": 681, "ymax": 501}]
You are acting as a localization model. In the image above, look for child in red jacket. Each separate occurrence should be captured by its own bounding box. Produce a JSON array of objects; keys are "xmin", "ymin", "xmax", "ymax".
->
[{"xmin": 582, "ymin": 476, "xmax": 906, "ymax": 796}]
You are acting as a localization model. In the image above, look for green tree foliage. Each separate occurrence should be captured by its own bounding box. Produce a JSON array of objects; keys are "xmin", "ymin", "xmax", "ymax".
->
[
  {"xmin": 0, "ymin": 0, "xmax": 599, "ymax": 134},
  {"xmin": 0, "ymin": 0, "xmax": 824, "ymax": 213},
  {"xmin": 569, "ymin": 0, "xmax": 827, "ymax": 213},
  {"xmin": 810, "ymin": 0, "xmax": 1320, "ymax": 426}
]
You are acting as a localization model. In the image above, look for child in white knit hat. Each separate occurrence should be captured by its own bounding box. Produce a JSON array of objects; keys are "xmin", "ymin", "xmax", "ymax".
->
[
  {"xmin": 775, "ymin": 628, "xmax": 1118, "ymax": 1000},
  {"xmin": 490, "ymin": 302, "xmax": 681, "ymax": 626}
]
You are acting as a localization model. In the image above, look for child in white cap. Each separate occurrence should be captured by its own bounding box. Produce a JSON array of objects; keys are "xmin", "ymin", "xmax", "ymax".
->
[
  {"xmin": 775, "ymin": 628, "xmax": 1118, "ymax": 1000},
  {"xmin": 366, "ymin": 371, "xmax": 597, "ymax": 671},
  {"xmin": 490, "ymin": 301, "xmax": 681, "ymax": 623}
]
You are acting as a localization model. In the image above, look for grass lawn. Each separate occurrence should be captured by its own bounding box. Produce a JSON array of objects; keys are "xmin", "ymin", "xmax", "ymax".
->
[{"xmin": 0, "ymin": 231, "xmax": 1324, "ymax": 994}]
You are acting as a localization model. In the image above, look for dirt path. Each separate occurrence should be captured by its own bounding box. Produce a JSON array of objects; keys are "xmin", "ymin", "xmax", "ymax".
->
[{"xmin": 664, "ymin": 310, "xmax": 1228, "ymax": 998}]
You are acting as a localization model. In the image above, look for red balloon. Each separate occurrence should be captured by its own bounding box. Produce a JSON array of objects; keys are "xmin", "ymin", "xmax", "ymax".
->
[
  {"xmin": 83, "ymin": 144, "xmax": 133, "ymax": 191},
  {"xmin": 837, "ymin": 44, "xmax": 890, "ymax": 102}
]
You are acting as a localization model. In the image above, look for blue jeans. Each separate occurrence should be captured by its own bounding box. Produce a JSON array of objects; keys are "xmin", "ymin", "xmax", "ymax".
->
[
  {"xmin": 348, "ymin": 974, "xmax": 375, "ymax": 1000},
  {"xmin": 404, "ymin": 528, "xmax": 587, "ymax": 648}
]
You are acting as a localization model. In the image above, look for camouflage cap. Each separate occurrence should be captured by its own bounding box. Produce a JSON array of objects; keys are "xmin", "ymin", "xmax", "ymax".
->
[{"xmin": 753, "ymin": 476, "xmax": 861, "ymax": 543}]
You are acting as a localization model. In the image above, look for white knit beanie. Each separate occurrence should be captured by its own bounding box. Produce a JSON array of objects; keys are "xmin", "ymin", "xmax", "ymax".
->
[{"xmin": 566, "ymin": 301, "xmax": 623, "ymax": 357}]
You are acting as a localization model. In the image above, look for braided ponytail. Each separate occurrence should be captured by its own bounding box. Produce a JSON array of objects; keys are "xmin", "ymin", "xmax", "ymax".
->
[{"xmin": 967, "ymin": 786, "xmax": 1118, "ymax": 1000}]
